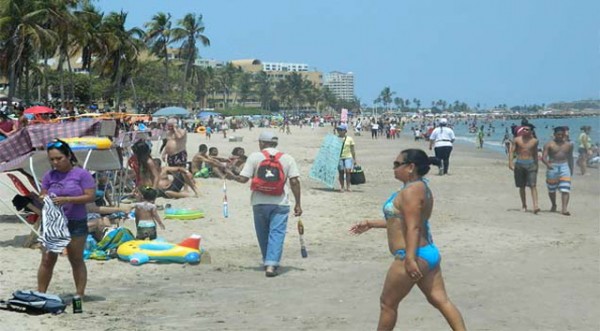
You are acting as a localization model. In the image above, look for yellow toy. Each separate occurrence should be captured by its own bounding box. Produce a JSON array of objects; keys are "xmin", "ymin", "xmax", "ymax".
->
[
  {"xmin": 117, "ymin": 235, "xmax": 203, "ymax": 265},
  {"xmin": 61, "ymin": 136, "xmax": 112, "ymax": 150}
]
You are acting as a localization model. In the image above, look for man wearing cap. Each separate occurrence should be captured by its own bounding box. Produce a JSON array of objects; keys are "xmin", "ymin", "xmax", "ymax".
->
[
  {"xmin": 428, "ymin": 118, "xmax": 455, "ymax": 175},
  {"xmin": 228, "ymin": 131, "xmax": 302, "ymax": 277},
  {"xmin": 509, "ymin": 124, "xmax": 540, "ymax": 214},
  {"xmin": 542, "ymin": 126, "xmax": 574, "ymax": 215},
  {"xmin": 336, "ymin": 124, "xmax": 356, "ymax": 192}
]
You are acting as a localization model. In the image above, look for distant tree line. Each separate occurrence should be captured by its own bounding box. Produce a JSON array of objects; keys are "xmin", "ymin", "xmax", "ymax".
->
[{"xmin": 0, "ymin": 1, "xmax": 355, "ymax": 113}]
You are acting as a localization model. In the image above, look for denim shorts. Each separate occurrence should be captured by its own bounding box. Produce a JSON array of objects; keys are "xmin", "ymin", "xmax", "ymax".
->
[
  {"xmin": 338, "ymin": 158, "xmax": 354, "ymax": 171},
  {"xmin": 68, "ymin": 219, "xmax": 89, "ymax": 237}
]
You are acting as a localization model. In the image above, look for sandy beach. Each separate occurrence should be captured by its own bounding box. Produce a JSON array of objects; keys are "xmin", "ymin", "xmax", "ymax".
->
[{"xmin": 0, "ymin": 125, "xmax": 598, "ymax": 331}]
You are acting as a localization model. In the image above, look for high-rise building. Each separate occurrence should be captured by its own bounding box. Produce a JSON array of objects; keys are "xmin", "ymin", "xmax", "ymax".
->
[{"xmin": 323, "ymin": 71, "xmax": 355, "ymax": 101}]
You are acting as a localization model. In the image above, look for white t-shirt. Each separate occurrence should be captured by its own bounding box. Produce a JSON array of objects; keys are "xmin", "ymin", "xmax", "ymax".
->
[
  {"xmin": 240, "ymin": 147, "xmax": 300, "ymax": 206},
  {"xmin": 429, "ymin": 127, "xmax": 455, "ymax": 147}
]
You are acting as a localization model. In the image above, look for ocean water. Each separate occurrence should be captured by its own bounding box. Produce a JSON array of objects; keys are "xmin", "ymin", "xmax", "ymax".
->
[{"xmin": 408, "ymin": 116, "xmax": 600, "ymax": 155}]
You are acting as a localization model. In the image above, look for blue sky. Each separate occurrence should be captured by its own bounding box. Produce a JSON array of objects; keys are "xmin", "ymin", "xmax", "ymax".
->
[{"xmin": 95, "ymin": 0, "xmax": 599, "ymax": 107}]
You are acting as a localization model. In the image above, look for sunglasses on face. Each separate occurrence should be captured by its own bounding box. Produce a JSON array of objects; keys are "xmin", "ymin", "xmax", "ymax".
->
[{"xmin": 393, "ymin": 161, "xmax": 410, "ymax": 169}]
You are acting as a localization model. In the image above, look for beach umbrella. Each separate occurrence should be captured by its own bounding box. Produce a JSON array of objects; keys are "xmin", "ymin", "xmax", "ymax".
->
[
  {"xmin": 24, "ymin": 106, "xmax": 55, "ymax": 114},
  {"xmin": 153, "ymin": 106, "xmax": 190, "ymax": 117},
  {"xmin": 196, "ymin": 111, "xmax": 221, "ymax": 119}
]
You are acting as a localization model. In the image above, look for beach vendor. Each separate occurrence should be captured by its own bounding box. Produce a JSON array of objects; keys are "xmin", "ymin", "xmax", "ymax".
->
[
  {"xmin": 38, "ymin": 139, "xmax": 96, "ymax": 298},
  {"xmin": 349, "ymin": 149, "xmax": 466, "ymax": 331},
  {"xmin": 336, "ymin": 124, "xmax": 357, "ymax": 192},
  {"xmin": 542, "ymin": 126, "xmax": 574, "ymax": 215},
  {"xmin": 228, "ymin": 131, "xmax": 302, "ymax": 277},
  {"xmin": 161, "ymin": 118, "xmax": 188, "ymax": 167}
]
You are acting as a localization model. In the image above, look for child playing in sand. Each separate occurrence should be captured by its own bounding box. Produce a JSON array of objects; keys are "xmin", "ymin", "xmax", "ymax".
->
[{"xmin": 134, "ymin": 186, "xmax": 165, "ymax": 240}]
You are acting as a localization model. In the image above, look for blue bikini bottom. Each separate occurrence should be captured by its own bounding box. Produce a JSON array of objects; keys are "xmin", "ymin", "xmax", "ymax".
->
[{"xmin": 394, "ymin": 243, "xmax": 441, "ymax": 270}]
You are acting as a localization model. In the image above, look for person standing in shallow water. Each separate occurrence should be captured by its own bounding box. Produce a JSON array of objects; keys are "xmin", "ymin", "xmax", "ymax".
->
[
  {"xmin": 576, "ymin": 126, "xmax": 592, "ymax": 175},
  {"xmin": 349, "ymin": 149, "xmax": 466, "ymax": 331}
]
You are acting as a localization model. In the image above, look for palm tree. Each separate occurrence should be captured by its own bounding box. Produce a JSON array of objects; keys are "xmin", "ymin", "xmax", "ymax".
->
[
  {"xmin": 71, "ymin": 2, "xmax": 103, "ymax": 103},
  {"xmin": 96, "ymin": 10, "xmax": 145, "ymax": 108},
  {"xmin": 378, "ymin": 86, "xmax": 395, "ymax": 111},
  {"xmin": 394, "ymin": 97, "xmax": 404, "ymax": 111},
  {"xmin": 236, "ymin": 72, "xmax": 253, "ymax": 106},
  {"xmin": 144, "ymin": 12, "xmax": 173, "ymax": 95},
  {"xmin": 285, "ymin": 72, "xmax": 306, "ymax": 111},
  {"xmin": 0, "ymin": 0, "xmax": 55, "ymax": 105},
  {"xmin": 255, "ymin": 71, "xmax": 273, "ymax": 110},
  {"xmin": 215, "ymin": 62, "xmax": 239, "ymax": 108},
  {"xmin": 171, "ymin": 13, "xmax": 210, "ymax": 104}
]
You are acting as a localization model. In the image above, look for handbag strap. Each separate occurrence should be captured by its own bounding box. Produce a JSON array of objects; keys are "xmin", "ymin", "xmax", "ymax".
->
[{"xmin": 339, "ymin": 136, "xmax": 347, "ymax": 158}]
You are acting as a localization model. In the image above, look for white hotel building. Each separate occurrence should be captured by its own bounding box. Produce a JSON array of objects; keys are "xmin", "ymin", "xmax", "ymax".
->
[{"xmin": 323, "ymin": 71, "xmax": 355, "ymax": 101}]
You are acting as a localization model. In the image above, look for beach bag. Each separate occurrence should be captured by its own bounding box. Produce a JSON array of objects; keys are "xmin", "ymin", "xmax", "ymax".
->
[
  {"xmin": 2, "ymin": 290, "xmax": 66, "ymax": 315},
  {"xmin": 350, "ymin": 165, "xmax": 366, "ymax": 185},
  {"xmin": 251, "ymin": 151, "xmax": 286, "ymax": 195}
]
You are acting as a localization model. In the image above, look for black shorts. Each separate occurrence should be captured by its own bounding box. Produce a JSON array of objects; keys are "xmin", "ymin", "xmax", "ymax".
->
[{"xmin": 158, "ymin": 172, "xmax": 186, "ymax": 197}]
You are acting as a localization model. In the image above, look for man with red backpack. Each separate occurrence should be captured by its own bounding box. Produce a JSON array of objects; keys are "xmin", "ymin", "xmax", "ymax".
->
[{"xmin": 228, "ymin": 131, "xmax": 302, "ymax": 277}]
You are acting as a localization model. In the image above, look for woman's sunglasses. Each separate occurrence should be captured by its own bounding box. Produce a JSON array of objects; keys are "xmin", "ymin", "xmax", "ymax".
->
[
  {"xmin": 393, "ymin": 161, "xmax": 410, "ymax": 169},
  {"xmin": 46, "ymin": 140, "xmax": 64, "ymax": 149}
]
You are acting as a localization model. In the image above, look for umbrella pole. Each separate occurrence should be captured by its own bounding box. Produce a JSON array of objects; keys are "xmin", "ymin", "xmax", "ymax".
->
[{"xmin": 29, "ymin": 157, "xmax": 42, "ymax": 192}]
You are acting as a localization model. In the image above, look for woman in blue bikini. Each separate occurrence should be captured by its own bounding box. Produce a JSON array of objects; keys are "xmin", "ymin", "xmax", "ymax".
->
[{"xmin": 349, "ymin": 149, "xmax": 466, "ymax": 331}]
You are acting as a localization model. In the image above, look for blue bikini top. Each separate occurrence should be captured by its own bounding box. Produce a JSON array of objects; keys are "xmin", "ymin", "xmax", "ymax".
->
[{"xmin": 382, "ymin": 178, "xmax": 434, "ymax": 244}]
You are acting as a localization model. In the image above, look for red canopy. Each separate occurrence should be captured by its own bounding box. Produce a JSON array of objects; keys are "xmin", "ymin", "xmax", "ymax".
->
[{"xmin": 24, "ymin": 106, "xmax": 55, "ymax": 114}]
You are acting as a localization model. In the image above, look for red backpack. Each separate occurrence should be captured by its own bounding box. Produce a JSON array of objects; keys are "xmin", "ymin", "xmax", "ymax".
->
[{"xmin": 251, "ymin": 151, "xmax": 286, "ymax": 195}]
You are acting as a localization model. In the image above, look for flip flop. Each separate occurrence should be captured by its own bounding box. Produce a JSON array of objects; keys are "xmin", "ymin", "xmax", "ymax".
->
[{"xmin": 562, "ymin": 212, "xmax": 571, "ymax": 216}]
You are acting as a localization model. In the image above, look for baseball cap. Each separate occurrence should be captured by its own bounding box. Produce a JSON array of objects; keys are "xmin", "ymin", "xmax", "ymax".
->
[
  {"xmin": 439, "ymin": 118, "xmax": 448, "ymax": 125},
  {"xmin": 258, "ymin": 131, "xmax": 278, "ymax": 142},
  {"xmin": 336, "ymin": 124, "xmax": 348, "ymax": 131}
]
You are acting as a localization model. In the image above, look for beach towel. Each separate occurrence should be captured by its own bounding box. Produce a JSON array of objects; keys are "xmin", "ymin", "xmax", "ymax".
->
[
  {"xmin": 87, "ymin": 227, "xmax": 134, "ymax": 260},
  {"xmin": 39, "ymin": 196, "xmax": 71, "ymax": 253}
]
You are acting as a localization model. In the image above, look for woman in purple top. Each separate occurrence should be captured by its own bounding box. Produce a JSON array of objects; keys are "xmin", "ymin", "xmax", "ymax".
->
[{"xmin": 38, "ymin": 139, "xmax": 96, "ymax": 297}]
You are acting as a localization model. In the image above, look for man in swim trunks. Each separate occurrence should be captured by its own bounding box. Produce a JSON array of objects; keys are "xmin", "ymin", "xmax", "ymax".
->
[
  {"xmin": 161, "ymin": 118, "xmax": 188, "ymax": 167},
  {"xmin": 509, "ymin": 124, "xmax": 540, "ymax": 214},
  {"xmin": 153, "ymin": 159, "xmax": 198, "ymax": 198},
  {"xmin": 542, "ymin": 126, "xmax": 574, "ymax": 215}
]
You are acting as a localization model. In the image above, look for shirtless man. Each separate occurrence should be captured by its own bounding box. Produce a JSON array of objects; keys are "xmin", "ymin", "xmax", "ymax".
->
[
  {"xmin": 154, "ymin": 158, "xmax": 198, "ymax": 198},
  {"xmin": 191, "ymin": 144, "xmax": 209, "ymax": 174},
  {"xmin": 207, "ymin": 147, "xmax": 228, "ymax": 179},
  {"xmin": 509, "ymin": 125, "xmax": 540, "ymax": 213},
  {"xmin": 161, "ymin": 118, "xmax": 188, "ymax": 167},
  {"xmin": 541, "ymin": 126, "xmax": 574, "ymax": 215}
]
